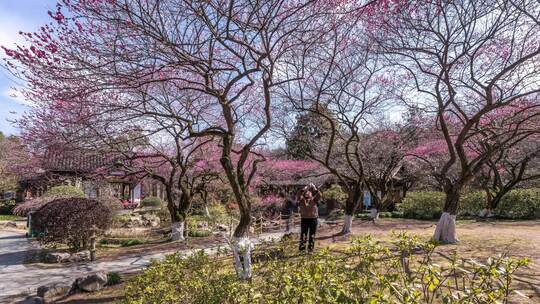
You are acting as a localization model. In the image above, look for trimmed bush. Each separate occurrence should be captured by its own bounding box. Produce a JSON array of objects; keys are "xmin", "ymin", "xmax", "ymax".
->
[
  {"xmin": 322, "ymin": 184, "xmax": 348, "ymax": 203},
  {"xmin": 33, "ymin": 197, "xmax": 112, "ymax": 250},
  {"xmin": 401, "ymin": 189, "xmax": 540, "ymax": 220},
  {"xmin": 107, "ymin": 272, "xmax": 122, "ymax": 286},
  {"xmin": 497, "ymin": 189, "xmax": 540, "ymax": 219},
  {"xmin": 0, "ymin": 199, "xmax": 16, "ymax": 215},
  {"xmin": 400, "ymin": 191, "xmax": 445, "ymax": 220},
  {"xmin": 44, "ymin": 185, "xmax": 85, "ymax": 198},
  {"xmin": 188, "ymin": 230, "xmax": 211, "ymax": 237},
  {"xmin": 460, "ymin": 191, "xmax": 486, "ymax": 216},
  {"xmin": 141, "ymin": 196, "xmax": 163, "ymax": 208}
]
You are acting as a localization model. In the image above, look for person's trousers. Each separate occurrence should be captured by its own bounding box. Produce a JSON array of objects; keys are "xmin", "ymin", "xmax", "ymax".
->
[{"xmin": 299, "ymin": 218, "xmax": 317, "ymax": 252}]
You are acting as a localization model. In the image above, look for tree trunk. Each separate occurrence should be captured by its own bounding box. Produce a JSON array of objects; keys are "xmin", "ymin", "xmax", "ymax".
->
[
  {"xmin": 230, "ymin": 195, "xmax": 253, "ymax": 280},
  {"xmin": 480, "ymin": 188, "xmax": 495, "ymax": 218},
  {"xmin": 166, "ymin": 188, "xmax": 191, "ymax": 242},
  {"xmin": 433, "ymin": 187, "xmax": 460, "ymax": 243},
  {"xmin": 369, "ymin": 190, "xmax": 382, "ymax": 220},
  {"xmin": 342, "ymin": 186, "xmax": 361, "ymax": 234},
  {"xmin": 171, "ymin": 221, "xmax": 185, "ymax": 242},
  {"xmin": 204, "ymin": 205, "xmax": 211, "ymax": 218},
  {"xmin": 369, "ymin": 208, "xmax": 379, "ymax": 220}
]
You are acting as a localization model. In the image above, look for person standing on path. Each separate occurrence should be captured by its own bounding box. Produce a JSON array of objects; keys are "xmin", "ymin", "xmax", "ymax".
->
[{"xmin": 298, "ymin": 183, "xmax": 321, "ymax": 252}]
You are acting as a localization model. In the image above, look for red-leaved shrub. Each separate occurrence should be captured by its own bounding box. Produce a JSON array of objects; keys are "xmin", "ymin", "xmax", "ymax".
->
[{"xmin": 33, "ymin": 198, "xmax": 112, "ymax": 250}]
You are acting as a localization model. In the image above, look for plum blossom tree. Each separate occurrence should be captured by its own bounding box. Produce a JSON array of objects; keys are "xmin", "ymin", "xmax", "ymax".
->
[
  {"xmin": 370, "ymin": 0, "xmax": 540, "ymax": 242},
  {"xmin": 360, "ymin": 123, "xmax": 418, "ymax": 219},
  {"xmin": 277, "ymin": 11, "xmax": 397, "ymax": 233},
  {"xmin": 2, "ymin": 0, "xmax": 327, "ymax": 279}
]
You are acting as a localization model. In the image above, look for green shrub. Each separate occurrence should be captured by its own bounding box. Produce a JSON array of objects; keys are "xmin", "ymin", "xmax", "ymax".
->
[
  {"xmin": 141, "ymin": 196, "xmax": 163, "ymax": 208},
  {"xmin": 391, "ymin": 211, "xmax": 404, "ymax": 218},
  {"xmin": 0, "ymin": 199, "xmax": 16, "ymax": 215},
  {"xmin": 322, "ymin": 185, "xmax": 347, "ymax": 203},
  {"xmin": 44, "ymin": 185, "xmax": 85, "ymax": 198},
  {"xmin": 400, "ymin": 191, "xmax": 445, "ymax": 220},
  {"xmin": 460, "ymin": 191, "xmax": 487, "ymax": 216},
  {"xmin": 125, "ymin": 234, "xmax": 529, "ymax": 304},
  {"xmin": 112, "ymin": 214, "xmax": 131, "ymax": 227},
  {"xmin": 121, "ymin": 239, "xmax": 144, "ymax": 247},
  {"xmin": 107, "ymin": 272, "xmax": 122, "ymax": 285},
  {"xmin": 188, "ymin": 230, "xmax": 211, "ymax": 238},
  {"xmin": 401, "ymin": 189, "xmax": 540, "ymax": 220},
  {"xmin": 378, "ymin": 212, "xmax": 392, "ymax": 218},
  {"xmin": 497, "ymin": 188, "xmax": 540, "ymax": 219}
]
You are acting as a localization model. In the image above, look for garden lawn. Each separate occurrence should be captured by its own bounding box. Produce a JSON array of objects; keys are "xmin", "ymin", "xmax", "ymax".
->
[{"xmin": 0, "ymin": 214, "xmax": 23, "ymax": 221}]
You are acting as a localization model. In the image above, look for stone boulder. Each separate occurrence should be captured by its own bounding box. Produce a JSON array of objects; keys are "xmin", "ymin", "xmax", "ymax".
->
[
  {"xmin": 44, "ymin": 252, "xmax": 71, "ymax": 264},
  {"xmin": 75, "ymin": 271, "xmax": 108, "ymax": 292},
  {"xmin": 5, "ymin": 221, "xmax": 17, "ymax": 228},
  {"xmin": 142, "ymin": 213, "xmax": 160, "ymax": 227},
  {"xmin": 71, "ymin": 250, "xmax": 91, "ymax": 262},
  {"xmin": 37, "ymin": 283, "xmax": 71, "ymax": 302}
]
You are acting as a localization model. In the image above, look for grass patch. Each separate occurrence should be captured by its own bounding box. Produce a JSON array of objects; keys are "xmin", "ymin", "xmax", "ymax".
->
[
  {"xmin": 0, "ymin": 214, "xmax": 23, "ymax": 221},
  {"xmin": 121, "ymin": 239, "xmax": 144, "ymax": 247}
]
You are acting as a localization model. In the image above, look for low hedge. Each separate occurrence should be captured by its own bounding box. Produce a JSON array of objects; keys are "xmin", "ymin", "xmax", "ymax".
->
[
  {"xmin": 44, "ymin": 185, "xmax": 85, "ymax": 198},
  {"xmin": 399, "ymin": 189, "xmax": 540, "ymax": 220},
  {"xmin": 141, "ymin": 196, "xmax": 163, "ymax": 208},
  {"xmin": 0, "ymin": 199, "xmax": 16, "ymax": 215}
]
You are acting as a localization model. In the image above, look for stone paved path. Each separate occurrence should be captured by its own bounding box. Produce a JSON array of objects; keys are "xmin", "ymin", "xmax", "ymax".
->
[{"xmin": 0, "ymin": 229, "xmax": 287, "ymax": 303}]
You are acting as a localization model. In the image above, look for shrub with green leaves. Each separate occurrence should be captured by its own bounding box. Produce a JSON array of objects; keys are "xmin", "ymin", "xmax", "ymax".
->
[
  {"xmin": 0, "ymin": 199, "xmax": 16, "ymax": 215},
  {"xmin": 401, "ymin": 189, "xmax": 540, "ymax": 220},
  {"xmin": 107, "ymin": 272, "xmax": 122, "ymax": 286},
  {"xmin": 322, "ymin": 184, "xmax": 348, "ymax": 203},
  {"xmin": 188, "ymin": 230, "xmax": 211, "ymax": 238},
  {"xmin": 141, "ymin": 196, "xmax": 163, "ymax": 208},
  {"xmin": 124, "ymin": 233, "xmax": 529, "ymax": 304},
  {"xmin": 44, "ymin": 185, "xmax": 85, "ymax": 198},
  {"xmin": 400, "ymin": 191, "xmax": 445, "ymax": 220},
  {"xmin": 497, "ymin": 188, "xmax": 540, "ymax": 219}
]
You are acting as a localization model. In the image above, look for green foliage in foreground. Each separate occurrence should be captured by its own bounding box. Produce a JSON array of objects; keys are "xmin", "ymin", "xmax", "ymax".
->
[{"xmin": 124, "ymin": 233, "xmax": 529, "ymax": 304}]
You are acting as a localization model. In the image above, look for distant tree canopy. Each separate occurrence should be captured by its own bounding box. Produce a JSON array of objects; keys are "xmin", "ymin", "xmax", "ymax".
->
[{"xmin": 286, "ymin": 105, "xmax": 338, "ymax": 160}]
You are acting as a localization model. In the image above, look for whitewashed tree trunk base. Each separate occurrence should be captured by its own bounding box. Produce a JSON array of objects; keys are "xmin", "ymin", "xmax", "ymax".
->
[
  {"xmin": 204, "ymin": 206, "xmax": 211, "ymax": 218},
  {"xmin": 342, "ymin": 214, "xmax": 353, "ymax": 234},
  {"xmin": 171, "ymin": 221, "xmax": 185, "ymax": 242},
  {"xmin": 479, "ymin": 208, "xmax": 494, "ymax": 218},
  {"xmin": 369, "ymin": 208, "xmax": 379, "ymax": 220},
  {"xmin": 433, "ymin": 212, "xmax": 458, "ymax": 243},
  {"xmin": 231, "ymin": 237, "xmax": 253, "ymax": 280}
]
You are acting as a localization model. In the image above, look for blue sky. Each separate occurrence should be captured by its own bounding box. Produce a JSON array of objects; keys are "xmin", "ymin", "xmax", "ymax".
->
[{"xmin": 0, "ymin": 0, "xmax": 57, "ymax": 135}]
